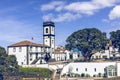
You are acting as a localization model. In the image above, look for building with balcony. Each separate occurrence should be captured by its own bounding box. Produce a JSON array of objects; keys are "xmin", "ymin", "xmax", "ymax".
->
[{"xmin": 7, "ymin": 40, "xmax": 50, "ymax": 65}]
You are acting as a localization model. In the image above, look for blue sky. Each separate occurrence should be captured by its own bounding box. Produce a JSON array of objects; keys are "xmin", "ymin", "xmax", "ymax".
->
[{"xmin": 0, "ymin": 0, "xmax": 120, "ymax": 48}]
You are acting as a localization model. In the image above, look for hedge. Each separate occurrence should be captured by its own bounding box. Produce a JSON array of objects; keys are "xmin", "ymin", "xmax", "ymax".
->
[{"xmin": 19, "ymin": 67, "xmax": 53, "ymax": 78}]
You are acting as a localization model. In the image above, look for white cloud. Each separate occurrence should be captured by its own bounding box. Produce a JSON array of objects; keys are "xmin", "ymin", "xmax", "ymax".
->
[
  {"xmin": 102, "ymin": 19, "xmax": 110, "ymax": 23},
  {"xmin": 43, "ymin": 13, "xmax": 81, "ymax": 22},
  {"xmin": 41, "ymin": 0, "xmax": 120, "ymax": 22},
  {"xmin": 41, "ymin": 1, "xmax": 64, "ymax": 11},
  {"xmin": 65, "ymin": 0, "xmax": 119, "ymax": 15},
  {"xmin": 53, "ymin": 13, "xmax": 81, "ymax": 22},
  {"xmin": 109, "ymin": 5, "xmax": 120, "ymax": 20},
  {"xmin": 43, "ymin": 14, "xmax": 53, "ymax": 21}
]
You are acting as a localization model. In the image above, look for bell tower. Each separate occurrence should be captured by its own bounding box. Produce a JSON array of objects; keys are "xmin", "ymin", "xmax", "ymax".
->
[{"xmin": 43, "ymin": 21, "xmax": 55, "ymax": 54}]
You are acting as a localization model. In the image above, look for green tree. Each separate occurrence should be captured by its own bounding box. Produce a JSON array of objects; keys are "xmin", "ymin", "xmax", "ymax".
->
[
  {"xmin": 65, "ymin": 28, "xmax": 108, "ymax": 59},
  {"xmin": 0, "ymin": 46, "xmax": 19, "ymax": 76},
  {"xmin": 110, "ymin": 30, "xmax": 120, "ymax": 51},
  {"xmin": 5, "ymin": 55, "xmax": 19, "ymax": 74}
]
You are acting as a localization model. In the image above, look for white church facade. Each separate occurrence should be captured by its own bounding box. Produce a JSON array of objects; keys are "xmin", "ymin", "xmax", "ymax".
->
[{"xmin": 8, "ymin": 40, "xmax": 50, "ymax": 65}]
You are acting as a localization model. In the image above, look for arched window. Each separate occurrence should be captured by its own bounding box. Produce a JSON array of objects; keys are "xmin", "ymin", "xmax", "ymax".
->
[
  {"xmin": 105, "ymin": 65, "xmax": 117, "ymax": 77},
  {"xmin": 46, "ymin": 28, "xmax": 48, "ymax": 33}
]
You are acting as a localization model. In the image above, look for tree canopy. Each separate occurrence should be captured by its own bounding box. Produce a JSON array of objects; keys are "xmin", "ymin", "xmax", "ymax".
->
[
  {"xmin": 110, "ymin": 30, "xmax": 120, "ymax": 51},
  {"xmin": 65, "ymin": 28, "xmax": 108, "ymax": 59},
  {"xmin": 0, "ymin": 46, "xmax": 19, "ymax": 78}
]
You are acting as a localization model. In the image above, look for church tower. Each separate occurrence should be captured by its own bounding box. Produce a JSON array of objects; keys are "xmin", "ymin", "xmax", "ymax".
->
[{"xmin": 43, "ymin": 21, "xmax": 55, "ymax": 54}]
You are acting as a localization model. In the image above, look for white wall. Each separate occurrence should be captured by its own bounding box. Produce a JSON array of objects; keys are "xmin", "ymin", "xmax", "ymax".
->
[
  {"xmin": 117, "ymin": 62, "xmax": 120, "ymax": 76},
  {"xmin": 8, "ymin": 46, "xmax": 50, "ymax": 66},
  {"xmin": 54, "ymin": 53, "xmax": 66, "ymax": 61},
  {"xmin": 50, "ymin": 26, "xmax": 54, "ymax": 35},
  {"xmin": 8, "ymin": 46, "xmax": 27, "ymax": 65},
  {"xmin": 61, "ymin": 62, "xmax": 116, "ymax": 77}
]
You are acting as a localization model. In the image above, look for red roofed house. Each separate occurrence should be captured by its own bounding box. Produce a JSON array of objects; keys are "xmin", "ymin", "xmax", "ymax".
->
[{"xmin": 8, "ymin": 40, "xmax": 50, "ymax": 65}]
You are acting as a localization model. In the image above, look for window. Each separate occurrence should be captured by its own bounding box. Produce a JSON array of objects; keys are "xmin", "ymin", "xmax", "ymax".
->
[
  {"xmin": 30, "ymin": 54, "xmax": 32, "ymax": 61},
  {"xmin": 103, "ymin": 56, "xmax": 107, "ymax": 58},
  {"xmin": 46, "ymin": 28, "xmax": 48, "ymax": 33},
  {"xmin": 36, "ymin": 53, "xmax": 38, "ymax": 59},
  {"xmin": 76, "ymin": 68, "xmax": 78, "ymax": 71},
  {"xmin": 85, "ymin": 68, "xmax": 87, "ymax": 72},
  {"xmin": 19, "ymin": 47, "xmax": 22, "ymax": 52},
  {"xmin": 30, "ymin": 46, "xmax": 32, "ymax": 51},
  {"xmin": 21, "ymin": 62, "xmax": 23, "ymax": 65},
  {"xmin": 52, "ymin": 40, "xmax": 54, "ymax": 44},
  {"xmin": 36, "ymin": 47, "xmax": 38, "ymax": 51},
  {"xmin": 13, "ymin": 47, "xmax": 16, "ymax": 52},
  {"xmin": 106, "ymin": 65, "xmax": 117, "ymax": 77},
  {"xmin": 96, "ymin": 56, "xmax": 98, "ymax": 59},
  {"xmin": 94, "ymin": 68, "xmax": 96, "ymax": 72}
]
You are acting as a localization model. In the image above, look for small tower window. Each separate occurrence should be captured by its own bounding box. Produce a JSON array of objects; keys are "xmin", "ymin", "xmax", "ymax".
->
[
  {"xmin": 52, "ymin": 40, "xmax": 54, "ymax": 44},
  {"xmin": 46, "ymin": 28, "xmax": 48, "ymax": 33}
]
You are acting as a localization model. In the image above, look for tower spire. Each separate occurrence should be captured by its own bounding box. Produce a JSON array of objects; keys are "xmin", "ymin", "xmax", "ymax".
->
[{"xmin": 109, "ymin": 40, "xmax": 112, "ymax": 46}]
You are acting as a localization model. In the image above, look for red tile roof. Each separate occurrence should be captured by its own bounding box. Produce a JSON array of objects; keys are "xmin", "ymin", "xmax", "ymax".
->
[
  {"xmin": 55, "ymin": 46, "xmax": 66, "ymax": 54},
  {"xmin": 8, "ymin": 40, "xmax": 49, "ymax": 47}
]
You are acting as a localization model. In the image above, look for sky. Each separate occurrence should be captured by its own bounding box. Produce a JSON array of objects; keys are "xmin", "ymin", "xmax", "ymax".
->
[{"xmin": 0, "ymin": 0, "xmax": 120, "ymax": 49}]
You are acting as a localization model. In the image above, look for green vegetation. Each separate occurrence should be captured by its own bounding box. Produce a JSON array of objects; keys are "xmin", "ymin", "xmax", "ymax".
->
[
  {"xmin": 0, "ymin": 46, "xmax": 19, "ymax": 79},
  {"xmin": 66, "ymin": 28, "xmax": 108, "ymax": 59},
  {"xmin": 110, "ymin": 30, "xmax": 120, "ymax": 51},
  {"xmin": 66, "ymin": 28, "xmax": 120, "ymax": 60},
  {"xmin": 0, "ymin": 46, "xmax": 53, "ymax": 79},
  {"xmin": 19, "ymin": 67, "xmax": 53, "ymax": 78}
]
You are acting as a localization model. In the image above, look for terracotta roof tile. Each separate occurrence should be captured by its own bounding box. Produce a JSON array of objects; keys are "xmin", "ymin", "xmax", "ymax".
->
[
  {"xmin": 55, "ymin": 47, "xmax": 66, "ymax": 54},
  {"xmin": 8, "ymin": 40, "xmax": 49, "ymax": 47}
]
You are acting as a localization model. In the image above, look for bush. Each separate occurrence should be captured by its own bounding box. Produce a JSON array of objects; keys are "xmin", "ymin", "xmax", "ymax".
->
[
  {"xmin": 81, "ymin": 73, "xmax": 85, "ymax": 77},
  {"xmin": 86, "ymin": 74, "xmax": 90, "ymax": 77},
  {"xmin": 98, "ymin": 73, "xmax": 102, "ymax": 77},
  {"xmin": 93, "ymin": 74, "xmax": 96, "ymax": 77},
  {"xmin": 19, "ymin": 67, "xmax": 53, "ymax": 78},
  {"xmin": 75, "ymin": 73, "xmax": 80, "ymax": 77}
]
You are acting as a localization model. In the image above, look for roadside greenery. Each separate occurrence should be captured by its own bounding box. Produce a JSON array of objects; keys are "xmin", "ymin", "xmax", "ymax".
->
[
  {"xmin": 19, "ymin": 67, "xmax": 53, "ymax": 78},
  {"xmin": 110, "ymin": 30, "xmax": 120, "ymax": 51}
]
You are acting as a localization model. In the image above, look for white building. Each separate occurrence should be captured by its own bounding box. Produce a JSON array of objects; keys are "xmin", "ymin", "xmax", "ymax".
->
[
  {"xmin": 61, "ymin": 61, "xmax": 120, "ymax": 78},
  {"xmin": 92, "ymin": 40, "xmax": 120, "ymax": 59},
  {"xmin": 8, "ymin": 40, "xmax": 50, "ymax": 65},
  {"xmin": 54, "ymin": 46, "xmax": 79, "ymax": 61}
]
